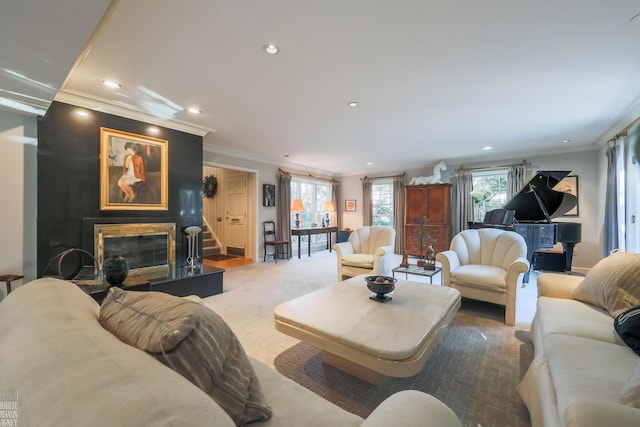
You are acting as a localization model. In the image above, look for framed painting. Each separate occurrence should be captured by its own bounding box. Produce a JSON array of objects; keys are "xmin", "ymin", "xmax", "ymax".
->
[
  {"xmin": 100, "ymin": 127, "xmax": 168, "ymax": 210},
  {"xmin": 345, "ymin": 199, "xmax": 356, "ymax": 212},
  {"xmin": 553, "ymin": 175, "xmax": 579, "ymax": 216},
  {"xmin": 263, "ymin": 184, "xmax": 275, "ymax": 207}
]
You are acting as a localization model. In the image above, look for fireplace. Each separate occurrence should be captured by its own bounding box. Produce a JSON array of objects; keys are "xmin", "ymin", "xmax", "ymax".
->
[{"xmin": 94, "ymin": 223, "xmax": 176, "ymax": 280}]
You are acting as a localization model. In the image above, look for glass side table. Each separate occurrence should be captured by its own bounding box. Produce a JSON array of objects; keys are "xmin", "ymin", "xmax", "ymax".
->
[{"xmin": 391, "ymin": 265, "xmax": 442, "ymax": 284}]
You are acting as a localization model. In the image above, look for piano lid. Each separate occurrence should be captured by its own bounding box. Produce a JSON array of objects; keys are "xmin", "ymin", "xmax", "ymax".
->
[{"xmin": 502, "ymin": 171, "xmax": 578, "ymax": 223}]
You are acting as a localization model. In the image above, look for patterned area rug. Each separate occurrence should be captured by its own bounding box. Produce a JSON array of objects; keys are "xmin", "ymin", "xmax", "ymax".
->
[{"xmin": 272, "ymin": 299, "xmax": 533, "ymax": 427}]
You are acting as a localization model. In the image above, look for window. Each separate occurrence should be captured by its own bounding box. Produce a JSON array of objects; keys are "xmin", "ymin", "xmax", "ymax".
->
[
  {"xmin": 371, "ymin": 180, "xmax": 394, "ymax": 226},
  {"xmin": 290, "ymin": 178, "xmax": 332, "ymax": 253},
  {"xmin": 471, "ymin": 169, "xmax": 508, "ymax": 222}
]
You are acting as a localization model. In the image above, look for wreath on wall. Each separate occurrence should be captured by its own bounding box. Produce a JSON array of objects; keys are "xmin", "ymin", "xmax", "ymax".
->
[{"xmin": 203, "ymin": 175, "xmax": 218, "ymax": 198}]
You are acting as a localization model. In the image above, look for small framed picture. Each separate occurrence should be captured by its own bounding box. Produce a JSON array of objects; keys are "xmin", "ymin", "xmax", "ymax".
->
[
  {"xmin": 345, "ymin": 199, "xmax": 356, "ymax": 212},
  {"xmin": 263, "ymin": 184, "xmax": 275, "ymax": 207}
]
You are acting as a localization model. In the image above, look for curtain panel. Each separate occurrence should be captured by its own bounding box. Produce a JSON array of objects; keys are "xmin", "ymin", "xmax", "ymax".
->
[
  {"xmin": 393, "ymin": 175, "xmax": 406, "ymax": 253},
  {"xmin": 453, "ymin": 169, "xmax": 473, "ymax": 236},
  {"xmin": 362, "ymin": 177, "xmax": 372, "ymax": 226},
  {"xmin": 277, "ymin": 171, "xmax": 292, "ymax": 252}
]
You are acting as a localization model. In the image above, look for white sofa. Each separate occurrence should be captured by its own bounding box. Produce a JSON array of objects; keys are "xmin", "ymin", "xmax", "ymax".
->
[
  {"xmin": 518, "ymin": 272, "xmax": 640, "ymax": 427},
  {"xmin": 0, "ymin": 278, "xmax": 461, "ymax": 427},
  {"xmin": 436, "ymin": 228, "xmax": 529, "ymax": 325},
  {"xmin": 333, "ymin": 226, "xmax": 395, "ymax": 281}
]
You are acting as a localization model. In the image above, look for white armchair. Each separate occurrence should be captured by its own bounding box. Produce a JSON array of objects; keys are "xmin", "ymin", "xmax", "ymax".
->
[
  {"xmin": 435, "ymin": 228, "xmax": 529, "ymax": 326},
  {"xmin": 333, "ymin": 226, "xmax": 396, "ymax": 281}
]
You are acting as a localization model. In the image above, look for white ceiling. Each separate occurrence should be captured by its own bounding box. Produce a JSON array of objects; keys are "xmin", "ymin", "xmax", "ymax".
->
[{"xmin": 4, "ymin": 1, "xmax": 640, "ymax": 175}]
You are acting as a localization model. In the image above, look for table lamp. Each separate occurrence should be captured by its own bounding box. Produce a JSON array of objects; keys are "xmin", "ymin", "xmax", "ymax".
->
[
  {"xmin": 291, "ymin": 199, "xmax": 305, "ymax": 228},
  {"xmin": 322, "ymin": 201, "xmax": 335, "ymax": 227}
]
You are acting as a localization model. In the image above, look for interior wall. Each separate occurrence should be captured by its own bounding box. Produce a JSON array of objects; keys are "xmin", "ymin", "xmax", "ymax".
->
[
  {"xmin": 37, "ymin": 101, "xmax": 203, "ymax": 276},
  {"xmin": 0, "ymin": 110, "xmax": 38, "ymax": 290}
]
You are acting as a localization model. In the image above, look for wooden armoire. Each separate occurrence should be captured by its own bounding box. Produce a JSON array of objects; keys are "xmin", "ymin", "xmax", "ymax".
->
[{"xmin": 404, "ymin": 184, "xmax": 452, "ymax": 256}]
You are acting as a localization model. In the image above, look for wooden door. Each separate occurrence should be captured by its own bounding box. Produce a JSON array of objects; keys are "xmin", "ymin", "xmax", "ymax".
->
[{"xmin": 225, "ymin": 172, "xmax": 247, "ymax": 254}]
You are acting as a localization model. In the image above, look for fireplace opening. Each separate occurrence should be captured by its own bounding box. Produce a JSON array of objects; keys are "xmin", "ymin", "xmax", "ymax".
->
[{"xmin": 94, "ymin": 223, "xmax": 176, "ymax": 280}]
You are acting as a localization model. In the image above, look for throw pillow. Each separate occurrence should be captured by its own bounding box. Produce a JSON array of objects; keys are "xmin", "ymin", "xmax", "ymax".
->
[
  {"xmin": 621, "ymin": 362, "xmax": 640, "ymax": 408},
  {"xmin": 614, "ymin": 305, "xmax": 640, "ymax": 356},
  {"xmin": 99, "ymin": 288, "xmax": 272, "ymax": 425},
  {"xmin": 573, "ymin": 251, "xmax": 640, "ymax": 317}
]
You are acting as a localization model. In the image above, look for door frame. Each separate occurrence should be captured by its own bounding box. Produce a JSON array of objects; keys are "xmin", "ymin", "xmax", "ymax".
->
[{"xmin": 203, "ymin": 161, "xmax": 258, "ymax": 262}]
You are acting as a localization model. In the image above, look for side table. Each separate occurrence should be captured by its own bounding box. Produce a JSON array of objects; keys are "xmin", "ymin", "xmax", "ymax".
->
[
  {"xmin": 0, "ymin": 274, "xmax": 24, "ymax": 294},
  {"xmin": 392, "ymin": 265, "xmax": 442, "ymax": 284}
]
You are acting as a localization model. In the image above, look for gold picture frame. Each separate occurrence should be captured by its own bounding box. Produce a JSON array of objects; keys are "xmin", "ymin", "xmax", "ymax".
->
[{"xmin": 100, "ymin": 127, "xmax": 168, "ymax": 210}]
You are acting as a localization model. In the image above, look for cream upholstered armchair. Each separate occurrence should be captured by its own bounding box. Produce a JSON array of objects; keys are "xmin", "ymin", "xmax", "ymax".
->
[
  {"xmin": 435, "ymin": 228, "xmax": 529, "ymax": 326},
  {"xmin": 333, "ymin": 226, "xmax": 396, "ymax": 281}
]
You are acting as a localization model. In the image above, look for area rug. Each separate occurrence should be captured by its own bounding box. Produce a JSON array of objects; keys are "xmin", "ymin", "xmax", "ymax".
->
[
  {"xmin": 205, "ymin": 254, "xmax": 237, "ymax": 261},
  {"xmin": 272, "ymin": 299, "xmax": 533, "ymax": 427}
]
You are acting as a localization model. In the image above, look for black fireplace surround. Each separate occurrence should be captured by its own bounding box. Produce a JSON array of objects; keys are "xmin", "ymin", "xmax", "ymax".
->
[{"xmin": 37, "ymin": 101, "xmax": 203, "ymax": 277}]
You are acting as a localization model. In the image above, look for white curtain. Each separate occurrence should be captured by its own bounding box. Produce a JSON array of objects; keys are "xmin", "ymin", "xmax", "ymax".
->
[
  {"xmin": 603, "ymin": 137, "xmax": 626, "ymax": 255},
  {"xmin": 507, "ymin": 163, "xmax": 527, "ymax": 199},
  {"xmin": 393, "ymin": 175, "xmax": 406, "ymax": 253},
  {"xmin": 362, "ymin": 177, "xmax": 372, "ymax": 226},
  {"xmin": 453, "ymin": 169, "xmax": 473, "ymax": 236}
]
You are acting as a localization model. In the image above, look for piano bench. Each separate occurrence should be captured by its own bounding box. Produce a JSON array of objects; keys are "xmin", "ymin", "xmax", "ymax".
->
[{"xmin": 532, "ymin": 251, "xmax": 566, "ymax": 272}]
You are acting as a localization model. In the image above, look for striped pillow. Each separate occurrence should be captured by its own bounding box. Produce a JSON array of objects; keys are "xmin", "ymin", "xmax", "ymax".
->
[
  {"xmin": 574, "ymin": 251, "xmax": 640, "ymax": 317},
  {"xmin": 99, "ymin": 288, "xmax": 272, "ymax": 425}
]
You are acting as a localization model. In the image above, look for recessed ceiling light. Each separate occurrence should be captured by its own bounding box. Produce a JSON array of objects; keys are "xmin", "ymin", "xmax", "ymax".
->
[
  {"xmin": 367, "ymin": 162, "xmax": 373, "ymax": 165},
  {"xmin": 101, "ymin": 79, "xmax": 121, "ymax": 89},
  {"xmin": 187, "ymin": 107, "xmax": 201, "ymax": 114},
  {"xmin": 284, "ymin": 154, "xmax": 290, "ymax": 158},
  {"xmin": 631, "ymin": 13, "xmax": 640, "ymax": 24},
  {"xmin": 263, "ymin": 43, "xmax": 279, "ymax": 54},
  {"xmin": 482, "ymin": 146, "xmax": 493, "ymax": 151},
  {"xmin": 348, "ymin": 101, "xmax": 359, "ymax": 107},
  {"xmin": 561, "ymin": 139, "xmax": 571, "ymax": 144}
]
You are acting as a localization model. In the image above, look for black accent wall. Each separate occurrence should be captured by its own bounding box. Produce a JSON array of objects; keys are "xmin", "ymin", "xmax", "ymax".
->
[{"xmin": 37, "ymin": 101, "xmax": 203, "ymax": 277}]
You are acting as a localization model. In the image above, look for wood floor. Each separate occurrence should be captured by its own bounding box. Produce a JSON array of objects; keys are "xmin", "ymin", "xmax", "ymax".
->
[{"xmin": 202, "ymin": 256, "xmax": 253, "ymax": 269}]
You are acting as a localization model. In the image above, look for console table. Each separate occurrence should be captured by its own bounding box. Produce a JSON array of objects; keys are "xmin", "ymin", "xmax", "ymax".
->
[{"xmin": 291, "ymin": 226, "xmax": 338, "ymax": 258}]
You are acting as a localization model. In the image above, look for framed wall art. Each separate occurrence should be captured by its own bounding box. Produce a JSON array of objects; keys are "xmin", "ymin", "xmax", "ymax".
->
[
  {"xmin": 263, "ymin": 184, "xmax": 275, "ymax": 207},
  {"xmin": 552, "ymin": 175, "xmax": 579, "ymax": 216},
  {"xmin": 100, "ymin": 127, "xmax": 168, "ymax": 211},
  {"xmin": 345, "ymin": 199, "xmax": 356, "ymax": 212}
]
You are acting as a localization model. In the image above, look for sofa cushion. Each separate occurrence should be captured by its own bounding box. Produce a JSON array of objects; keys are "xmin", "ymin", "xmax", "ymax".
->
[
  {"xmin": 544, "ymin": 333, "xmax": 639, "ymax": 424},
  {"xmin": 451, "ymin": 264, "xmax": 506, "ymax": 290},
  {"xmin": 249, "ymin": 357, "xmax": 363, "ymax": 427},
  {"xmin": 614, "ymin": 305, "xmax": 640, "ymax": 355},
  {"xmin": 574, "ymin": 251, "xmax": 640, "ymax": 317},
  {"xmin": 621, "ymin": 362, "xmax": 640, "ymax": 407},
  {"xmin": 99, "ymin": 288, "xmax": 272, "ymax": 425},
  {"xmin": 0, "ymin": 278, "xmax": 235, "ymax": 427},
  {"xmin": 533, "ymin": 296, "xmax": 624, "ymax": 347},
  {"xmin": 341, "ymin": 253, "xmax": 374, "ymax": 268}
]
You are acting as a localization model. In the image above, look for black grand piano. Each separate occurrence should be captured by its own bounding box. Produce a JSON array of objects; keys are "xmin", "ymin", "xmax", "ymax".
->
[{"xmin": 470, "ymin": 171, "xmax": 582, "ymax": 281}]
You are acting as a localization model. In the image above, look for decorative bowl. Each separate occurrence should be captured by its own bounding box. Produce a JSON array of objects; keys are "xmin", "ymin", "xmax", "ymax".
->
[{"xmin": 365, "ymin": 275, "xmax": 397, "ymax": 302}]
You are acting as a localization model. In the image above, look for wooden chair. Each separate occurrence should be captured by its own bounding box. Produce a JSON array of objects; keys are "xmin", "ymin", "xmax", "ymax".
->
[{"xmin": 263, "ymin": 221, "xmax": 290, "ymax": 263}]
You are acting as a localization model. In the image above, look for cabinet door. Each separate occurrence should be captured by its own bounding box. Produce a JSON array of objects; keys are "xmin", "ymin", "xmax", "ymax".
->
[
  {"xmin": 404, "ymin": 225, "xmax": 423, "ymax": 256},
  {"xmin": 425, "ymin": 186, "xmax": 450, "ymax": 224},
  {"xmin": 405, "ymin": 186, "xmax": 426, "ymax": 224}
]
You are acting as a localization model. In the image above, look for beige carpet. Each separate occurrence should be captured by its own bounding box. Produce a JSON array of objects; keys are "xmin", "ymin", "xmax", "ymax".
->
[{"xmin": 203, "ymin": 250, "xmax": 536, "ymax": 427}]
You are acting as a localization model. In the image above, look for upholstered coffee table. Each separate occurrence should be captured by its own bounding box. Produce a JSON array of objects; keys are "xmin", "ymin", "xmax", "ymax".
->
[{"xmin": 274, "ymin": 275, "xmax": 460, "ymax": 384}]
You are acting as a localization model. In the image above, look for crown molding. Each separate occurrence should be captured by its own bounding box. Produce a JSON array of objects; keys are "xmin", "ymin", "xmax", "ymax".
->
[{"xmin": 54, "ymin": 90, "xmax": 213, "ymax": 137}]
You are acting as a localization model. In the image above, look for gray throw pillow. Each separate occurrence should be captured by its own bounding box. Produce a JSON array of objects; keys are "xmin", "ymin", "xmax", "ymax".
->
[{"xmin": 99, "ymin": 288, "xmax": 272, "ymax": 425}]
